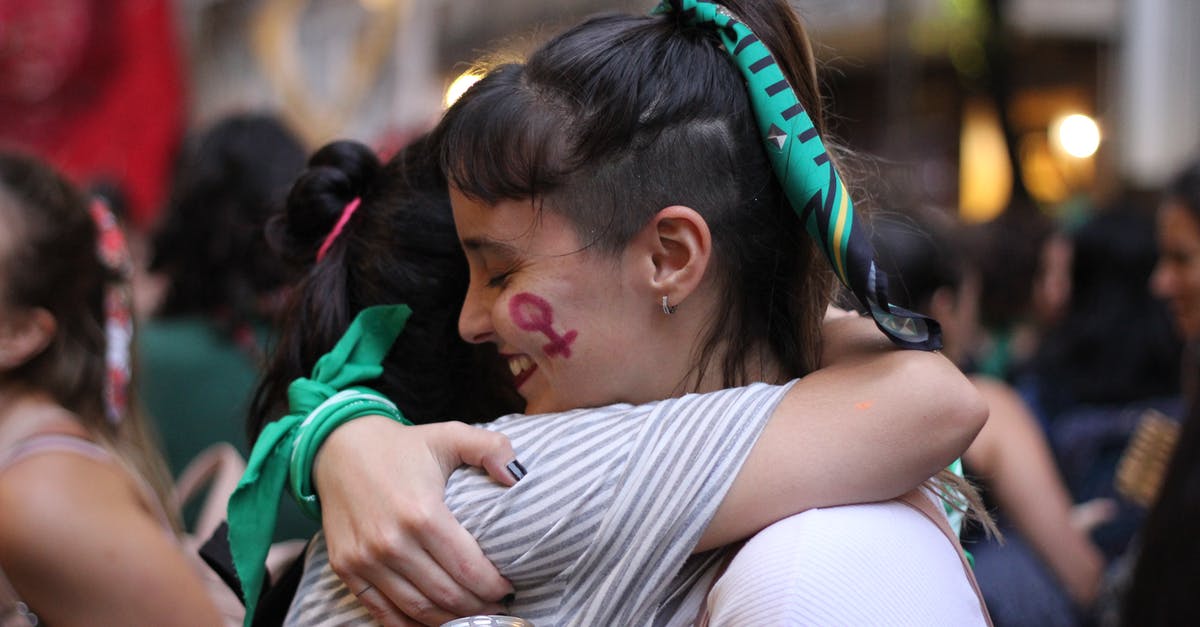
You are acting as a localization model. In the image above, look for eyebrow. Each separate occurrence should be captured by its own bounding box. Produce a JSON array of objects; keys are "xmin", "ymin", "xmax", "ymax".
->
[{"xmin": 462, "ymin": 236, "xmax": 521, "ymax": 257}]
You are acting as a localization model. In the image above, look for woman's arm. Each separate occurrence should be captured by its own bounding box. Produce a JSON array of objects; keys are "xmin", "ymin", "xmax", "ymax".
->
[
  {"xmin": 313, "ymin": 419, "xmax": 519, "ymax": 626},
  {"xmin": 0, "ymin": 454, "xmax": 224, "ymax": 626},
  {"xmin": 698, "ymin": 313, "xmax": 987, "ymax": 550},
  {"xmin": 311, "ymin": 313, "xmax": 985, "ymax": 625},
  {"xmin": 964, "ymin": 376, "xmax": 1105, "ymax": 606}
]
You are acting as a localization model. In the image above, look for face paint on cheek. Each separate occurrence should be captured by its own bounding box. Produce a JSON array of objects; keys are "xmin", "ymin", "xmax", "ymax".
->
[{"xmin": 509, "ymin": 292, "xmax": 578, "ymax": 358}]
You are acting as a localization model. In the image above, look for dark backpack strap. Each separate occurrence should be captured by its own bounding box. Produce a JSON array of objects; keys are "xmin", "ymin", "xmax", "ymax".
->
[
  {"xmin": 198, "ymin": 521, "xmax": 310, "ymax": 626},
  {"xmin": 253, "ymin": 543, "xmax": 308, "ymax": 626},
  {"xmin": 199, "ymin": 521, "xmax": 245, "ymax": 602}
]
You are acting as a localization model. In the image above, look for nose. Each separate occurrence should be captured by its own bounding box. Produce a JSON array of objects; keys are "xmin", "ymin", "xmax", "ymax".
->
[
  {"xmin": 459, "ymin": 279, "xmax": 495, "ymax": 344},
  {"xmin": 1150, "ymin": 262, "xmax": 1176, "ymax": 300}
]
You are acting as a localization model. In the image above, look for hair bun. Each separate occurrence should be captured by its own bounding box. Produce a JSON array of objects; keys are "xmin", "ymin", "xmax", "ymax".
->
[{"xmin": 272, "ymin": 140, "xmax": 382, "ymax": 265}]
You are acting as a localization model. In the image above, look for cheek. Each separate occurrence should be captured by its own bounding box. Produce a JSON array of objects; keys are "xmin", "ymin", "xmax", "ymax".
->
[{"xmin": 506, "ymin": 291, "xmax": 579, "ymax": 359}]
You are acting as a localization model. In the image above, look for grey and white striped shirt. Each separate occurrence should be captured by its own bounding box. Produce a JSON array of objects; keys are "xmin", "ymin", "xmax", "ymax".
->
[{"xmin": 286, "ymin": 381, "xmax": 793, "ymax": 626}]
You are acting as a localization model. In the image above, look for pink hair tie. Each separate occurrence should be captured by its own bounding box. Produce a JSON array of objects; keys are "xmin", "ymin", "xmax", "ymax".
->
[{"xmin": 316, "ymin": 197, "xmax": 362, "ymax": 262}]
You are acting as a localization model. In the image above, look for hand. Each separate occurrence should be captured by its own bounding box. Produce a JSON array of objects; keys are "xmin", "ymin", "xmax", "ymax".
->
[
  {"xmin": 313, "ymin": 417, "xmax": 520, "ymax": 625},
  {"xmin": 1071, "ymin": 497, "xmax": 1118, "ymax": 534}
]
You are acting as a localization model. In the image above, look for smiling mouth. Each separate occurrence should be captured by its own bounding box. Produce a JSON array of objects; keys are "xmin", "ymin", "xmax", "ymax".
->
[{"xmin": 507, "ymin": 354, "xmax": 537, "ymax": 389}]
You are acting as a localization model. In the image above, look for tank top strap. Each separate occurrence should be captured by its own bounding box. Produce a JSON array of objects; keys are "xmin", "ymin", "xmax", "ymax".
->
[
  {"xmin": 896, "ymin": 488, "xmax": 994, "ymax": 626},
  {"xmin": 0, "ymin": 433, "xmax": 113, "ymax": 471},
  {"xmin": 0, "ymin": 433, "xmax": 174, "ymax": 533}
]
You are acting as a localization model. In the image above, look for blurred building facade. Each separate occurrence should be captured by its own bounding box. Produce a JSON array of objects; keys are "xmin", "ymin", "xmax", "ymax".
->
[{"xmin": 4, "ymin": 1, "xmax": 1194, "ymax": 225}]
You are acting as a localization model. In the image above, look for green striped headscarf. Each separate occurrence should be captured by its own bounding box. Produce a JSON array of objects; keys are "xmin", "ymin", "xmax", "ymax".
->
[{"xmin": 655, "ymin": 0, "xmax": 941, "ymax": 350}]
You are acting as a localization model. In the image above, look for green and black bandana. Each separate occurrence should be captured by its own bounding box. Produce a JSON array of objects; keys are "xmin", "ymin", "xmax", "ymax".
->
[{"xmin": 655, "ymin": 0, "xmax": 942, "ymax": 351}]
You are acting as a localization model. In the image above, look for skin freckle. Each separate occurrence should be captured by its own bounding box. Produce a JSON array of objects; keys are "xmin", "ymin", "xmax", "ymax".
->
[{"xmin": 855, "ymin": 401, "xmax": 874, "ymax": 410}]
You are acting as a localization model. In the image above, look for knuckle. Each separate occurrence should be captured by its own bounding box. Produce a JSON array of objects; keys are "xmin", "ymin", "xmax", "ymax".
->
[
  {"xmin": 329, "ymin": 547, "xmax": 366, "ymax": 575},
  {"xmin": 400, "ymin": 505, "xmax": 437, "ymax": 533},
  {"xmin": 406, "ymin": 598, "xmax": 438, "ymax": 623},
  {"xmin": 487, "ymin": 431, "xmax": 511, "ymax": 451}
]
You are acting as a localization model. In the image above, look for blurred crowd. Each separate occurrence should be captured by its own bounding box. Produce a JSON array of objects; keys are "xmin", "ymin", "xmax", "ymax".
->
[{"xmin": 1, "ymin": 1, "xmax": 1198, "ymax": 626}]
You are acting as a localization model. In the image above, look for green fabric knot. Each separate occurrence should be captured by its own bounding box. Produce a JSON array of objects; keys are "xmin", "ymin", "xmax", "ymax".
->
[{"xmin": 226, "ymin": 304, "xmax": 413, "ymax": 625}]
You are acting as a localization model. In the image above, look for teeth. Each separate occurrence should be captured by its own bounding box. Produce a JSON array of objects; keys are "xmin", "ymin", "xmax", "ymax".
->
[{"xmin": 508, "ymin": 355, "xmax": 534, "ymax": 376}]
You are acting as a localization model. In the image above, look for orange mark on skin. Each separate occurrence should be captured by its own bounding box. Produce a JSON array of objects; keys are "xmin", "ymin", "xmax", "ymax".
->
[{"xmin": 854, "ymin": 401, "xmax": 874, "ymax": 410}]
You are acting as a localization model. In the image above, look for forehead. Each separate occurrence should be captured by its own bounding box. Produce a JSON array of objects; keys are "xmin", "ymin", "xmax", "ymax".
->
[
  {"xmin": 1159, "ymin": 202, "xmax": 1200, "ymax": 246},
  {"xmin": 449, "ymin": 187, "xmax": 583, "ymax": 257}
]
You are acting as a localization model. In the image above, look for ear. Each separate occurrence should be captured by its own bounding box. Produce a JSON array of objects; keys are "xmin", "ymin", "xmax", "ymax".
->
[
  {"xmin": 928, "ymin": 286, "xmax": 957, "ymax": 323},
  {"xmin": 0, "ymin": 308, "xmax": 57, "ymax": 370},
  {"xmin": 631, "ymin": 205, "xmax": 712, "ymax": 307}
]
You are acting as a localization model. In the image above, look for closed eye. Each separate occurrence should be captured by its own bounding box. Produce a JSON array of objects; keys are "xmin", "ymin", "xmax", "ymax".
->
[{"xmin": 487, "ymin": 271, "xmax": 513, "ymax": 288}]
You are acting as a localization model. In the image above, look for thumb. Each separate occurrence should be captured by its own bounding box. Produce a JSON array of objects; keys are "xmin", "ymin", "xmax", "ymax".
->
[
  {"xmin": 435, "ymin": 422, "xmax": 524, "ymax": 487},
  {"xmin": 1071, "ymin": 497, "xmax": 1118, "ymax": 533}
]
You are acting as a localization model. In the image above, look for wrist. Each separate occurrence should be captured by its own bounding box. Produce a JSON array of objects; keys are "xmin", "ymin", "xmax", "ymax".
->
[
  {"xmin": 314, "ymin": 414, "xmax": 404, "ymax": 493},
  {"xmin": 290, "ymin": 390, "xmax": 411, "ymax": 518}
]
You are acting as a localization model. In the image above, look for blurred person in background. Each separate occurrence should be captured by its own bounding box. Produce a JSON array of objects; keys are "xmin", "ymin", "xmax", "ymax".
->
[
  {"xmin": 137, "ymin": 113, "xmax": 313, "ymax": 541},
  {"xmin": 964, "ymin": 201, "xmax": 1068, "ymax": 384},
  {"xmin": 1151, "ymin": 160, "xmax": 1200, "ymax": 398},
  {"xmin": 1106, "ymin": 159, "xmax": 1200, "ymax": 626},
  {"xmin": 874, "ymin": 207, "xmax": 1108, "ymax": 627},
  {"xmin": 1026, "ymin": 204, "xmax": 1182, "ymax": 565},
  {"xmin": 0, "ymin": 151, "xmax": 224, "ymax": 624}
]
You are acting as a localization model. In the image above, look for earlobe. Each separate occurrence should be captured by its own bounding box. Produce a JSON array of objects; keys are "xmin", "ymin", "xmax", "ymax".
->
[
  {"xmin": 643, "ymin": 205, "xmax": 712, "ymax": 306},
  {"xmin": 0, "ymin": 308, "xmax": 57, "ymax": 370},
  {"xmin": 928, "ymin": 287, "xmax": 957, "ymax": 323}
]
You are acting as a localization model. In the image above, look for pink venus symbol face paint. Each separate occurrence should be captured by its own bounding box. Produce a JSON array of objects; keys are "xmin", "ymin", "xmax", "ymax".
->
[{"xmin": 509, "ymin": 292, "xmax": 578, "ymax": 358}]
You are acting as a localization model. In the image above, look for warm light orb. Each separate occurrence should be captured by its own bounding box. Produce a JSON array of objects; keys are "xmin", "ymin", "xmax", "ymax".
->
[
  {"xmin": 1054, "ymin": 113, "xmax": 1101, "ymax": 159},
  {"xmin": 444, "ymin": 71, "xmax": 484, "ymax": 109}
]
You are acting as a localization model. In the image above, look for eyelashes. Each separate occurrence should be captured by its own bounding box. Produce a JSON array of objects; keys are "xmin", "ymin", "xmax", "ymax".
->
[{"xmin": 487, "ymin": 270, "xmax": 514, "ymax": 288}]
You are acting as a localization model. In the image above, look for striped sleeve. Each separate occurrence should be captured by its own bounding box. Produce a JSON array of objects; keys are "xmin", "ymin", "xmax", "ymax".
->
[{"xmin": 284, "ymin": 381, "xmax": 792, "ymax": 626}]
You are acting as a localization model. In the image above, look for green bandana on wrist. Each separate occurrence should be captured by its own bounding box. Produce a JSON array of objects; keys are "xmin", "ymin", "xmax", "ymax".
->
[
  {"xmin": 226, "ymin": 304, "xmax": 414, "ymax": 624},
  {"xmin": 655, "ymin": 0, "xmax": 941, "ymax": 350}
]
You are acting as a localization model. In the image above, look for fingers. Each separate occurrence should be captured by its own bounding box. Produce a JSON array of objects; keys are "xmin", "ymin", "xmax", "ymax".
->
[
  {"xmin": 343, "ymin": 540, "xmax": 503, "ymax": 625},
  {"xmin": 1071, "ymin": 497, "xmax": 1118, "ymax": 533},
  {"xmin": 330, "ymin": 501, "xmax": 507, "ymax": 623},
  {"xmin": 434, "ymin": 422, "xmax": 523, "ymax": 486},
  {"xmin": 353, "ymin": 573, "xmax": 457, "ymax": 627},
  {"xmin": 420, "ymin": 503, "xmax": 514, "ymax": 604},
  {"xmin": 316, "ymin": 419, "xmax": 517, "ymax": 624}
]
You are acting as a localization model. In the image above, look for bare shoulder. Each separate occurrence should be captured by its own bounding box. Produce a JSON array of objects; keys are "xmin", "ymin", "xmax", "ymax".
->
[{"xmin": 0, "ymin": 450, "xmax": 149, "ymax": 563}]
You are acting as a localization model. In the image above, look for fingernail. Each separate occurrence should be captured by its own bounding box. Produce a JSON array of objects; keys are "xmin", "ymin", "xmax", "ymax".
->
[{"xmin": 506, "ymin": 460, "xmax": 527, "ymax": 482}]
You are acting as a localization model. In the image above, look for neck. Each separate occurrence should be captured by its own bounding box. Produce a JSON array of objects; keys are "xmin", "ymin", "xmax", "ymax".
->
[
  {"xmin": 688, "ymin": 341, "xmax": 786, "ymax": 394},
  {"xmin": 0, "ymin": 383, "xmax": 83, "ymax": 447}
]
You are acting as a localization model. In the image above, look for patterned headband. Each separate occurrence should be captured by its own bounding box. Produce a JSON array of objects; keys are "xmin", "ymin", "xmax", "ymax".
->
[
  {"xmin": 87, "ymin": 198, "xmax": 134, "ymax": 424},
  {"xmin": 654, "ymin": 0, "xmax": 941, "ymax": 350}
]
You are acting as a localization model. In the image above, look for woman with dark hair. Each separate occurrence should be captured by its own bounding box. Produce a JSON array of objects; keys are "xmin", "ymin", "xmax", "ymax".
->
[
  {"xmin": 0, "ymin": 152, "xmax": 224, "ymax": 624},
  {"xmin": 874, "ymin": 208, "xmax": 1109, "ymax": 625},
  {"xmin": 237, "ymin": 1, "xmax": 993, "ymax": 624},
  {"xmin": 1115, "ymin": 159, "xmax": 1200, "ymax": 626},
  {"xmin": 1029, "ymin": 206, "xmax": 1182, "ymax": 565},
  {"xmin": 137, "ymin": 113, "xmax": 311, "ymax": 538}
]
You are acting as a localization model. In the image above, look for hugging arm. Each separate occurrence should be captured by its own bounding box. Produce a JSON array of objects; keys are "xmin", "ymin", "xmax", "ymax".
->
[
  {"xmin": 311, "ymin": 313, "xmax": 985, "ymax": 624},
  {"xmin": 697, "ymin": 312, "xmax": 987, "ymax": 550},
  {"xmin": 313, "ymin": 419, "xmax": 519, "ymax": 626}
]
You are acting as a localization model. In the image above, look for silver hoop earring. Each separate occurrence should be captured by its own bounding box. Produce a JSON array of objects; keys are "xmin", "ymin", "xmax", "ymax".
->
[{"xmin": 662, "ymin": 296, "xmax": 678, "ymax": 315}]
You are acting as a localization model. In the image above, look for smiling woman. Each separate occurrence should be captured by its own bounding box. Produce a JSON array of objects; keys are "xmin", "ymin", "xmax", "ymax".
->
[
  {"xmin": 235, "ymin": 1, "xmax": 992, "ymax": 625},
  {"xmin": 1152, "ymin": 161, "xmax": 1200, "ymax": 345},
  {"xmin": 452, "ymin": 189, "xmax": 705, "ymax": 414}
]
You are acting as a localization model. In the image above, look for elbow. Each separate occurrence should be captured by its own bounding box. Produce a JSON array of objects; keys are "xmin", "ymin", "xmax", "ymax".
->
[
  {"xmin": 945, "ymin": 365, "xmax": 989, "ymax": 455},
  {"xmin": 908, "ymin": 351, "xmax": 989, "ymax": 460}
]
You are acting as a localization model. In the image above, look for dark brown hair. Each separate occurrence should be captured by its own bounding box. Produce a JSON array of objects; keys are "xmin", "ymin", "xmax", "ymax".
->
[
  {"xmin": 248, "ymin": 137, "xmax": 522, "ymax": 440},
  {"xmin": 0, "ymin": 151, "xmax": 177, "ymax": 525},
  {"xmin": 435, "ymin": 0, "xmax": 837, "ymax": 387}
]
